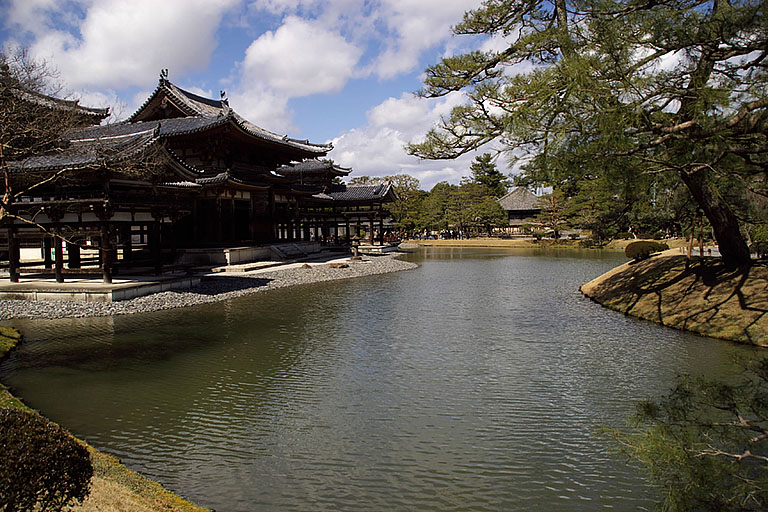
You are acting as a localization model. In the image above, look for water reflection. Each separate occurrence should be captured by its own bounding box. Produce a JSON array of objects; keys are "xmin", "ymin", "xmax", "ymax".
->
[{"xmin": 1, "ymin": 248, "xmax": 757, "ymax": 511}]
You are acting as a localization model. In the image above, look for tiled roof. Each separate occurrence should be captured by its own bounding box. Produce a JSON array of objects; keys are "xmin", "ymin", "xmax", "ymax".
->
[
  {"xmin": 8, "ymin": 128, "xmax": 159, "ymax": 172},
  {"xmin": 69, "ymin": 117, "xmax": 229, "ymax": 140},
  {"xmin": 126, "ymin": 76, "xmax": 331, "ymax": 154},
  {"xmin": 279, "ymin": 159, "xmax": 351, "ymax": 176},
  {"xmin": 13, "ymin": 88, "xmax": 109, "ymax": 119},
  {"xmin": 498, "ymin": 187, "xmax": 542, "ymax": 211},
  {"xmin": 315, "ymin": 183, "xmax": 396, "ymax": 202},
  {"xmin": 21, "ymin": 111, "xmax": 328, "ymax": 173},
  {"xmin": 196, "ymin": 171, "xmax": 232, "ymax": 185}
]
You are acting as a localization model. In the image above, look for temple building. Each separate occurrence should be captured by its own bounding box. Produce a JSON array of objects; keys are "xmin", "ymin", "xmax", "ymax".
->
[
  {"xmin": 4, "ymin": 72, "xmax": 396, "ymax": 283},
  {"xmin": 497, "ymin": 187, "xmax": 542, "ymax": 234}
]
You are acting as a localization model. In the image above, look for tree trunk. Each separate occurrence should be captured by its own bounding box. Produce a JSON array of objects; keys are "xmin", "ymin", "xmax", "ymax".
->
[{"xmin": 679, "ymin": 169, "xmax": 751, "ymax": 268}]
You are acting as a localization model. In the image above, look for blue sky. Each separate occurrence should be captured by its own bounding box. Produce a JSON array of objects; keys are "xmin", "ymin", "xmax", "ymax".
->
[{"xmin": 1, "ymin": 0, "xmax": 506, "ymax": 190}]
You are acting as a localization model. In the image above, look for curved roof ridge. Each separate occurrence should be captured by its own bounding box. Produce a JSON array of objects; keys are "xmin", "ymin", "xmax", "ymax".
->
[{"xmin": 231, "ymin": 114, "xmax": 331, "ymax": 153}]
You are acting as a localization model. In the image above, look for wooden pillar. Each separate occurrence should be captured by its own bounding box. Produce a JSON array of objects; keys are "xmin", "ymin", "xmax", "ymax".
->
[
  {"xmin": 228, "ymin": 198, "xmax": 236, "ymax": 242},
  {"xmin": 151, "ymin": 221, "xmax": 162, "ymax": 275},
  {"xmin": 379, "ymin": 216, "xmax": 384, "ymax": 245},
  {"xmin": 54, "ymin": 236, "xmax": 64, "ymax": 283},
  {"xmin": 122, "ymin": 226, "xmax": 133, "ymax": 262},
  {"xmin": 345, "ymin": 217, "xmax": 351, "ymax": 243},
  {"xmin": 216, "ymin": 198, "xmax": 223, "ymax": 244},
  {"xmin": 101, "ymin": 223, "xmax": 113, "ymax": 284},
  {"xmin": 8, "ymin": 228, "xmax": 20, "ymax": 283},
  {"xmin": 67, "ymin": 241, "xmax": 81, "ymax": 269},
  {"xmin": 43, "ymin": 237, "xmax": 53, "ymax": 269},
  {"xmin": 369, "ymin": 216, "xmax": 375, "ymax": 244},
  {"xmin": 249, "ymin": 196, "xmax": 256, "ymax": 241}
]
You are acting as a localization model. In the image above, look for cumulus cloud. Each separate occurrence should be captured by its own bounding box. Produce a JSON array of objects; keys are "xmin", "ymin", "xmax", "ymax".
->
[
  {"xmin": 229, "ymin": 88, "xmax": 294, "ymax": 133},
  {"xmin": 11, "ymin": 0, "xmax": 239, "ymax": 90},
  {"xmin": 372, "ymin": 0, "xmax": 480, "ymax": 79},
  {"xmin": 330, "ymin": 91, "xmax": 489, "ymax": 190},
  {"xmin": 241, "ymin": 16, "xmax": 363, "ymax": 97}
]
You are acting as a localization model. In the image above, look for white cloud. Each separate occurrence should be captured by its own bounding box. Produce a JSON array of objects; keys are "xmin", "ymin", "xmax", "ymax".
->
[
  {"xmin": 372, "ymin": 0, "xmax": 480, "ymax": 79},
  {"xmin": 241, "ymin": 16, "xmax": 362, "ymax": 97},
  {"xmin": 17, "ymin": 0, "xmax": 240, "ymax": 90},
  {"xmin": 330, "ymin": 91, "xmax": 488, "ymax": 190},
  {"xmin": 229, "ymin": 88, "xmax": 295, "ymax": 134}
]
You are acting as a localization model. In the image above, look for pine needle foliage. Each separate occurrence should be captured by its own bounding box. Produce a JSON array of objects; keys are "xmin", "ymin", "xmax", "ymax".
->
[{"xmin": 612, "ymin": 358, "xmax": 768, "ymax": 511}]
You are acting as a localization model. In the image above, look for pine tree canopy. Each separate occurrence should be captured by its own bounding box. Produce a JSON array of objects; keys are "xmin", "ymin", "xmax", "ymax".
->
[{"xmin": 408, "ymin": 0, "xmax": 767, "ymax": 267}]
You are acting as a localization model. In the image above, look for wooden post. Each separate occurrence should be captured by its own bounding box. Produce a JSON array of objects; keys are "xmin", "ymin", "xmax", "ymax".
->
[
  {"xmin": 228, "ymin": 198, "xmax": 236, "ymax": 242},
  {"xmin": 369, "ymin": 216, "xmax": 375, "ymax": 244},
  {"xmin": 54, "ymin": 236, "xmax": 64, "ymax": 283},
  {"xmin": 101, "ymin": 223, "xmax": 113, "ymax": 284},
  {"xmin": 67, "ymin": 241, "xmax": 81, "ymax": 269},
  {"xmin": 345, "ymin": 217, "xmax": 351, "ymax": 243},
  {"xmin": 122, "ymin": 226, "xmax": 133, "ymax": 262},
  {"xmin": 8, "ymin": 228, "xmax": 20, "ymax": 283},
  {"xmin": 151, "ymin": 221, "xmax": 162, "ymax": 275},
  {"xmin": 43, "ymin": 237, "xmax": 53, "ymax": 269},
  {"xmin": 216, "ymin": 198, "xmax": 223, "ymax": 243}
]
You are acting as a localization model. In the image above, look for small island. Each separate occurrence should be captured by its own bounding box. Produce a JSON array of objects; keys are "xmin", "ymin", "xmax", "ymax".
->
[{"xmin": 581, "ymin": 250, "xmax": 768, "ymax": 346}]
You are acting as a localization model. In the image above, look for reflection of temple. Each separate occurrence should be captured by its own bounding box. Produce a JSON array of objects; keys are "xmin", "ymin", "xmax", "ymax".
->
[{"xmin": 5, "ymin": 74, "xmax": 396, "ymax": 283}]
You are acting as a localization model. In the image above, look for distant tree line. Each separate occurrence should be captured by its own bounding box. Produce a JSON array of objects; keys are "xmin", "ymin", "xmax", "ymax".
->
[
  {"xmin": 360, "ymin": 150, "xmax": 768, "ymax": 246},
  {"xmin": 351, "ymin": 153, "xmax": 509, "ymax": 238}
]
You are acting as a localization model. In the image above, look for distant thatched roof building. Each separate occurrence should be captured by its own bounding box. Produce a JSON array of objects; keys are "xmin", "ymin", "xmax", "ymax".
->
[
  {"xmin": 497, "ymin": 187, "xmax": 542, "ymax": 228},
  {"xmin": 498, "ymin": 187, "xmax": 541, "ymax": 211}
]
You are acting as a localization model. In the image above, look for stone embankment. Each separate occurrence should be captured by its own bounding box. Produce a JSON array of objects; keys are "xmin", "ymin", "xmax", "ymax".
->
[{"xmin": 0, "ymin": 255, "xmax": 416, "ymax": 320}]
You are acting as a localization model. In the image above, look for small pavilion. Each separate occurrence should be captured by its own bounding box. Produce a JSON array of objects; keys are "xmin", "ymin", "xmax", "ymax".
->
[{"xmin": 497, "ymin": 187, "xmax": 542, "ymax": 234}]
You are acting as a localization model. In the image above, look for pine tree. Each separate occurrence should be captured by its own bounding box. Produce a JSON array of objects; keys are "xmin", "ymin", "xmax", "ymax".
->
[{"xmin": 408, "ymin": 0, "xmax": 767, "ymax": 267}]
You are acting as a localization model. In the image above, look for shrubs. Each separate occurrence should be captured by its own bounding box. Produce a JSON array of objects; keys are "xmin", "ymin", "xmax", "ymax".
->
[
  {"xmin": 0, "ymin": 407, "xmax": 92, "ymax": 512},
  {"xmin": 625, "ymin": 240, "xmax": 669, "ymax": 261}
]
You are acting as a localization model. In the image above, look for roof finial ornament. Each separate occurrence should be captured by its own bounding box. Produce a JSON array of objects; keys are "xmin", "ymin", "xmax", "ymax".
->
[
  {"xmin": 160, "ymin": 69, "xmax": 169, "ymax": 83},
  {"xmin": 220, "ymin": 90, "xmax": 230, "ymax": 113}
]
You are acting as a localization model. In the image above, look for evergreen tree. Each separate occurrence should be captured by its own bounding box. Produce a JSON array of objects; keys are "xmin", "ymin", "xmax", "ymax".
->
[
  {"xmin": 611, "ymin": 357, "xmax": 768, "ymax": 511},
  {"xmin": 408, "ymin": 0, "xmax": 767, "ymax": 267},
  {"xmin": 468, "ymin": 153, "xmax": 508, "ymax": 197}
]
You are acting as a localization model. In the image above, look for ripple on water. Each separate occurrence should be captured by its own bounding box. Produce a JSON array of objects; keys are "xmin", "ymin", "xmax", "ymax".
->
[{"xmin": 0, "ymin": 249, "xmax": 754, "ymax": 512}]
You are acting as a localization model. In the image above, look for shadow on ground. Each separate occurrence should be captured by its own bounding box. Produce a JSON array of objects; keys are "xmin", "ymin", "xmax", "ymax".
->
[
  {"xmin": 193, "ymin": 276, "xmax": 273, "ymax": 295},
  {"xmin": 581, "ymin": 256, "xmax": 768, "ymax": 345}
]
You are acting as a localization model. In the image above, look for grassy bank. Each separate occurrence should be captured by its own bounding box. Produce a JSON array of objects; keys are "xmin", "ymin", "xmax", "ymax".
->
[
  {"xmin": 0, "ymin": 327, "xmax": 209, "ymax": 512},
  {"xmin": 581, "ymin": 254, "xmax": 768, "ymax": 346},
  {"xmin": 403, "ymin": 238, "xmax": 581, "ymax": 248},
  {"xmin": 403, "ymin": 237, "xmax": 691, "ymax": 250}
]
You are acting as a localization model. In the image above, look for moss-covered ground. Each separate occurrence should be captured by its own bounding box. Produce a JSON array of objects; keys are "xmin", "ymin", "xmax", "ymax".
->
[
  {"xmin": 581, "ymin": 254, "xmax": 768, "ymax": 346},
  {"xmin": 0, "ymin": 327, "xmax": 209, "ymax": 512}
]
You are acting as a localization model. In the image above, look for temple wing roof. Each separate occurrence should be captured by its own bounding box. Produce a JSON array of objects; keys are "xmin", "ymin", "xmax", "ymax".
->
[
  {"xmin": 12, "ymin": 88, "xmax": 109, "ymax": 122},
  {"xmin": 313, "ymin": 183, "xmax": 397, "ymax": 203},
  {"xmin": 278, "ymin": 160, "xmax": 351, "ymax": 181},
  {"xmin": 498, "ymin": 187, "xmax": 542, "ymax": 211},
  {"xmin": 8, "ymin": 128, "xmax": 160, "ymax": 173}
]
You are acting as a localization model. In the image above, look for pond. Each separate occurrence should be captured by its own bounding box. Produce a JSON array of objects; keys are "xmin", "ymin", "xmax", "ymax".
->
[{"xmin": 1, "ymin": 248, "xmax": 757, "ymax": 511}]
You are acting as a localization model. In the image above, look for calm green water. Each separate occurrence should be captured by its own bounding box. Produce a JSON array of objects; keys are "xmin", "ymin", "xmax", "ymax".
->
[{"xmin": 1, "ymin": 248, "xmax": 757, "ymax": 511}]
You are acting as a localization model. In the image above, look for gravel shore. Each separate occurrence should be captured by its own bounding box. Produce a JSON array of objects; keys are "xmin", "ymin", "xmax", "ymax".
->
[{"xmin": 0, "ymin": 254, "xmax": 417, "ymax": 320}]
